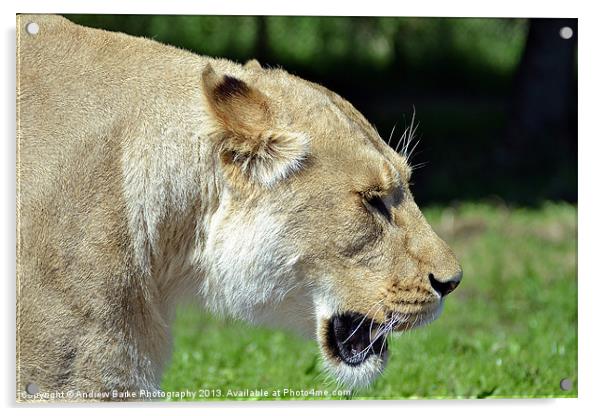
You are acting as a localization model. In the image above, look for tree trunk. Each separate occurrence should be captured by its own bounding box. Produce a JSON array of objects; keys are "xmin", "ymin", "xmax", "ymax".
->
[{"xmin": 502, "ymin": 18, "xmax": 577, "ymax": 172}]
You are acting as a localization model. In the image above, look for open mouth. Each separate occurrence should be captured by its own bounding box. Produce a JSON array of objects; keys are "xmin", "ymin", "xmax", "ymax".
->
[
  {"xmin": 318, "ymin": 305, "xmax": 442, "ymax": 389},
  {"xmin": 325, "ymin": 312, "xmax": 389, "ymax": 366}
]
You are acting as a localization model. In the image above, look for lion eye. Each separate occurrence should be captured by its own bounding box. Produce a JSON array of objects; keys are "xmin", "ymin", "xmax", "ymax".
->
[{"xmin": 366, "ymin": 195, "xmax": 391, "ymax": 221}]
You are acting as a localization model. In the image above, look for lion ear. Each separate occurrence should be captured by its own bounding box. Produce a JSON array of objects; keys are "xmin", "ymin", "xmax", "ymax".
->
[{"xmin": 202, "ymin": 64, "xmax": 309, "ymax": 187}]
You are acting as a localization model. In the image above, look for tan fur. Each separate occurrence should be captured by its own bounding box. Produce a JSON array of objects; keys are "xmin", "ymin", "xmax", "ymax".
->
[{"xmin": 16, "ymin": 15, "xmax": 461, "ymax": 401}]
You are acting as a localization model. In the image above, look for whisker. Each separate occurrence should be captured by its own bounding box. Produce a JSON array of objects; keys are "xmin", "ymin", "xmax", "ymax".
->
[
  {"xmin": 406, "ymin": 117, "xmax": 418, "ymax": 157},
  {"xmin": 394, "ymin": 125, "xmax": 408, "ymax": 154},
  {"xmin": 387, "ymin": 124, "xmax": 397, "ymax": 147},
  {"xmin": 340, "ymin": 299, "xmax": 384, "ymax": 344},
  {"xmin": 394, "ymin": 108, "xmax": 420, "ymax": 160},
  {"xmin": 406, "ymin": 137, "xmax": 421, "ymax": 162},
  {"xmin": 350, "ymin": 307, "xmax": 400, "ymax": 361},
  {"xmin": 367, "ymin": 306, "xmax": 379, "ymax": 341},
  {"xmin": 412, "ymin": 313, "xmax": 419, "ymax": 328},
  {"xmin": 351, "ymin": 305, "xmax": 385, "ymax": 360},
  {"xmin": 378, "ymin": 324, "xmax": 385, "ymax": 356},
  {"xmin": 409, "ymin": 161, "xmax": 428, "ymax": 171},
  {"xmin": 393, "ymin": 129, "xmax": 402, "ymax": 153}
]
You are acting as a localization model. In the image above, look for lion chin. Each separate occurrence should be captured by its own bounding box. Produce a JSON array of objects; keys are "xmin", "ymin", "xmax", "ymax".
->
[{"xmin": 316, "ymin": 303, "xmax": 444, "ymax": 389}]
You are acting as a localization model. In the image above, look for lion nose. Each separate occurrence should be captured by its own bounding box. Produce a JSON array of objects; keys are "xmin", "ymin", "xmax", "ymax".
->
[{"xmin": 428, "ymin": 271, "xmax": 462, "ymax": 297}]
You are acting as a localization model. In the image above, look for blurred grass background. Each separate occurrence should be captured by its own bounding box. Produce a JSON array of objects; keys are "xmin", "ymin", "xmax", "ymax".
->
[{"xmin": 63, "ymin": 15, "xmax": 577, "ymax": 399}]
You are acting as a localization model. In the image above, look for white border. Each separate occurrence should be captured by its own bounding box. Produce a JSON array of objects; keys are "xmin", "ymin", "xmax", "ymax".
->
[
  {"xmin": 2, "ymin": 0, "xmax": 582, "ymax": 17},
  {"xmin": 2, "ymin": 1, "xmax": 599, "ymax": 415}
]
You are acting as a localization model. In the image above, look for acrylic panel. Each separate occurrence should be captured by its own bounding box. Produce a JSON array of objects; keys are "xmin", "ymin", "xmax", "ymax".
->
[{"xmin": 16, "ymin": 14, "xmax": 577, "ymax": 402}]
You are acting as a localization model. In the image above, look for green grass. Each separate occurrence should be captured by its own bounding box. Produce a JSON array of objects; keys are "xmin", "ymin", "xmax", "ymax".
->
[{"xmin": 161, "ymin": 202, "xmax": 577, "ymax": 400}]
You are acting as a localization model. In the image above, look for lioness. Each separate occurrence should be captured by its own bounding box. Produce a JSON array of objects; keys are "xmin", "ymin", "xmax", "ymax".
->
[{"xmin": 16, "ymin": 15, "xmax": 462, "ymax": 400}]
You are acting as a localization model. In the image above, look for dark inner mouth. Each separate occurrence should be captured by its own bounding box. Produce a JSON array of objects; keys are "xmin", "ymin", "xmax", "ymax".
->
[{"xmin": 326, "ymin": 312, "xmax": 388, "ymax": 366}]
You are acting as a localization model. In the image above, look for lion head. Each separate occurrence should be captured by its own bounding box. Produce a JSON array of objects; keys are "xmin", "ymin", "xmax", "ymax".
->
[{"xmin": 197, "ymin": 60, "xmax": 462, "ymax": 389}]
